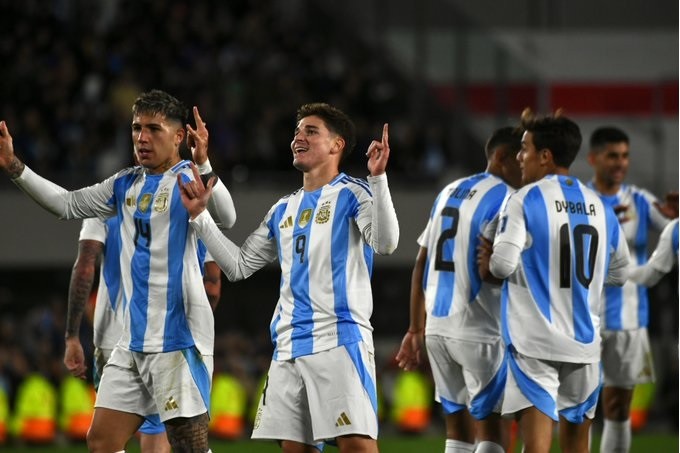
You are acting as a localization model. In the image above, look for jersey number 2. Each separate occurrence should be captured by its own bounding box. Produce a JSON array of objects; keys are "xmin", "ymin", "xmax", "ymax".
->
[{"xmin": 434, "ymin": 207, "xmax": 459, "ymax": 272}]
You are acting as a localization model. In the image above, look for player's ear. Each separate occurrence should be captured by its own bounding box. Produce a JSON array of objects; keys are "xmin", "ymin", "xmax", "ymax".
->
[
  {"xmin": 332, "ymin": 136, "xmax": 345, "ymax": 156},
  {"xmin": 540, "ymin": 148, "xmax": 553, "ymax": 165},
  {"xmin": 175, "ymin": 127, "xmax": 186, "ymax": 146}
]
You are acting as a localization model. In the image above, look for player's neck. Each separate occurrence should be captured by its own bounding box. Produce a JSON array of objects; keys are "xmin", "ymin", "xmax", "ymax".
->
[
  {"xmin": 593, "ymin": 178, "xmax": 620, "ymax": 196},
  {"xmin": 302, "ymin": 167, "xmax": 339, "ymax": 192}
]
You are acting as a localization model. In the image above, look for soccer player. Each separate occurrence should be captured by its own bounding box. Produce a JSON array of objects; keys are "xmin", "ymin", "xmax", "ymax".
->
[
  {"xmin": 586, "ymin": 127, "xmax": 675, "ymax": 453},
  {"xmin": 479, "ymin": 110, "xmax": 631, "ymax": 453},
  {"xmin": 64, "ymin": 216, "xmax": 223, "ymax": 453},
  {"xmin": 395, "ymin": 126, "xmax": 522, "ymax": 453},
  {"xmin": 178, "ymin": 103, "xmax": 399, "ymax": 453},
  {"xmin": 0, "ymin": 89, "xmax": 236, "ymax": 453},
  {"xmin": 628, "ymin": 219, "xmax": 679, "ymax": 287}
]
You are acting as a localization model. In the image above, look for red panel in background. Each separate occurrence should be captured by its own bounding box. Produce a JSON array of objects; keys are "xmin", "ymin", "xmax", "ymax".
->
[{"xmin": 432, "ymin": 82, "xmax": 678, "ymax": 116}]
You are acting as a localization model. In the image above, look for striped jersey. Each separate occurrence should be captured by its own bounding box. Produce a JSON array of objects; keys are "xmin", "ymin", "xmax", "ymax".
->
[
  {"xmin": 54, "ymin": 161, "xmax": 214, "ymax": 354},
  {"xmin": 80, "ymin": 217, "xmax": 124, "ymax": 350},
  {"xmin": 80, "ymin": 217, "xmax": 215, "ymax": 351},
  {"xmin": 419, "ymin": 172, "xmax": 513, "ymax": 342},
  {"xmin": 587, "ymin": 182, "xmax": 670, "ymax": 330},
  {"xmin": 193, "ymin": 173, "xmax": 398, "ymax": 361},
  {"xmin": 495, "ymin": 175, "xmax": 630, "ymax": 363}
]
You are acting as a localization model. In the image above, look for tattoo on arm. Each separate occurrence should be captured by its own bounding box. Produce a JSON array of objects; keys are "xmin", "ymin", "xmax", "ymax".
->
[
  {"xmin": 7, "ymin": 157, "xmax": 25, "ymax": 179},
  {"xmin": 65, "ymin": 240, "xmax": 102, "ymax": 338}
]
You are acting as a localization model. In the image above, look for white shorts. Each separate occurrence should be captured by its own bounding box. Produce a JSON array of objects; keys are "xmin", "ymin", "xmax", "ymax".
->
[
  {"xmin": 502, "ymin": 348, "xmax": 601, "ymax": 423},
  {"xmin": 601, "ymin": 328, "xmax": 655, "ymax": 388},
  {"xmin": 93, "ymin": 347, "xmax": 166, "ymax": 435},
  {"xmin": 251, "ymin": 342, "xmax": 378, "ymax": 445},
  {"xmin": 425, "ymin": 335, "xmax": 506, "ymax": 420},
  {"xmin": 95, "ymin": 345, "xmax": 213, "ymax": 423}
]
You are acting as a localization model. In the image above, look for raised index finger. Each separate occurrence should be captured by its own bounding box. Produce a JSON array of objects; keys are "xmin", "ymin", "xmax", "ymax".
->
[
  {"xmin": 382, "ymin": 123, "xmax": 389, "ymax": 147},
  {"xmin": 192, "ymin": 106, "xmax": 204, "ymax": 126}
]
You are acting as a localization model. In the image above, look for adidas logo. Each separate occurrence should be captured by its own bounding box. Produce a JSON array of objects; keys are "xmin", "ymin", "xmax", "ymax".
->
[
  {"xmin": 164, "ymin": 397, "xmax": 179, "ymax": 411},
  {"xmin": 335, "ymin": 412, "xmax": 352, "ymax": 427},
  {"xmin": 280, "ymin": 216, "xmax": 293, "ymax": 229}
]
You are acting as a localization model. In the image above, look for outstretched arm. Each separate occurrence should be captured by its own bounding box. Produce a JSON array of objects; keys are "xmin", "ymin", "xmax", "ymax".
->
[
  {"xmin": 179, "ymin": 163, "xmax": 276, "ymax": 281},
  {"xmin": 64, "ymin": 238, "xmax": 103, "ymax": 379},
  {"xmin": 396, "ymin": 247, "xmax": 428, "ymax": 371}
]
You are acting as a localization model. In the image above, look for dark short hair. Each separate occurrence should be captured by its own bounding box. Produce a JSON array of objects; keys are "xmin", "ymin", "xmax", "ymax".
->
[
  {"xmin": 590, "ymin": 126, "xmax": 629, "ymax": 150},
  {"xmin": 485, "ymin": 126, "xmax": 522, "ymax": 159},
  {"xmin": 132, "ymin": 89, "xmax": 188, "ymax": 125},
  {"xmin": 296, "ymin": 103, "xmax": 357, "ymax": 161},
  {"xmin": 520, "ymin": 108, "xmax": 582, "ymax": 168}
]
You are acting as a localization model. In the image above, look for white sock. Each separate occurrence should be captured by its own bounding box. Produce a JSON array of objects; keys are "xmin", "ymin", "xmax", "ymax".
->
[
  {"xmin": 475, "ymin": 440, "xmax": 505, "ymax": 453},
  {"xmin": 600, "ymin": 418, "xmax": 631, "ymax": 453},
  {"xmin": 445, "ymin": 439, "xmax": 475, "ymax": 453}
]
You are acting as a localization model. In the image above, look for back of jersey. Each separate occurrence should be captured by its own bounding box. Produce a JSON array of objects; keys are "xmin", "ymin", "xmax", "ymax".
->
[
  {"xmin": 498, "ymin": 174, "xmax": 626, "ymax": 363},
  {"xmin": 420, "ymin": 172, "xmax": 510, "ymax": 342}
]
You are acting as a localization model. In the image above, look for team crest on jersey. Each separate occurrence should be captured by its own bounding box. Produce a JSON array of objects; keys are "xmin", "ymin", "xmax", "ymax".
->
[
  {"xmin": 138, "ymin": 193, "xmax": 153, "ymax": 213},
  {"xmin": 298, "ymin": 209, "xmax": 312, "ymax": 228},
  {"xmin": 315, "ymin": 201, "xmax": 332, "ymax": 224},
  {"xmin": 153, "ymin": 191, "xmax": 169, "ymax": 213}
]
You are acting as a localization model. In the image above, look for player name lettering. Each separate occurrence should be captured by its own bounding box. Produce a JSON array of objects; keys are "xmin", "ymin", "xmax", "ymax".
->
[
  {"xmin": 451, "ymin": 187, "xmax": 477, "ymax": 200},
  {"xmin": 554, "ymin": 200, "xmax": 597, "ymax": 215}
]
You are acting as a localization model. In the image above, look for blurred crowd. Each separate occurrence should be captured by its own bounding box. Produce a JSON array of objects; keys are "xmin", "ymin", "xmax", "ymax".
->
[{"xmin": 0, "ymin": 0, "xmax": 458, "ymax": 190}]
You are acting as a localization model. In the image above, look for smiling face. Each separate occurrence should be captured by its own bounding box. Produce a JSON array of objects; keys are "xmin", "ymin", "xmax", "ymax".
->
[
  {"xmin": 290, "ymin": 115, "xmax": 344, "ymax": 173},
  {"xmin": 588, "ymin": 141, "xmax": 629, "ymax": 188},
  {"xmin": 131, "ymin": 112, "xmax": 184, "ymax": 174}
]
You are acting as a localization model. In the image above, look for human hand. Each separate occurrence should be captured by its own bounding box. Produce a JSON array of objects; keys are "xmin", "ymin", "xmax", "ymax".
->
[
  {"xmin": 187, "ymin": 106, "xmax": 209, "ymax": 165},
  {"xmin": 0, "ymin": 120, "xmax": 24, "ymax": 178},
  {"xmin": 366, "ymin": 123, "xmax": 390, "ymax": 176},
  {"xmin": 64, "ymin": 337, "xmax": 87, "ymax": 379},
  {"xmin": 477, "ymin": 235, "xmax": 502, "ymax": 284},
  {"xmin": 654, "ymin": 191, "xmax": 679, "ymax": 219},
  {"xmin": 395, "ymin": 329, "xmax": 424, "ymax": 371},
  {"xmin": 613, "ymin": 204, "xmax": 630, "ymax": 223},
  {"xmin": 178, "ymin": 162, "xmax": 215, "ymax": 219}
]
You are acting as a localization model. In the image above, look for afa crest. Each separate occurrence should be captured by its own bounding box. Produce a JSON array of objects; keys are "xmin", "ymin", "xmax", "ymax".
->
[
  {"xmin": 154, "ymin": 191, "xmax": 169, "ymax": 213},
  {"xmin": 315, "ymin": 201, "xmax": 332, "ymax": 224},
  {"xmin": 138, "ymin": 193, "xmax": 153, "ymax": 213},
  {"xmin": 298, "ymin": 209, "xmax": 313, "ymax": 228}
]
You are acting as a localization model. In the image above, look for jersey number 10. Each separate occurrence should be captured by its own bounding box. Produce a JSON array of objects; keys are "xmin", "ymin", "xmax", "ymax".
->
[{"xmin": 559, "ymin": 223, "xmax": 599, "ymax": 289}]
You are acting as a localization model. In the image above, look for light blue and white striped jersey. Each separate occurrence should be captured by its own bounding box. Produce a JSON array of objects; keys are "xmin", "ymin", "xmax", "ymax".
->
[
  {"xmin": 265, "ymin": 174, "xmax": 382, "ymax": 360},
  {"xmin": 189, "ymin": 172, "xmax": 398, "ymax": 361},
  {"xmin": 587, "ymin": 182, "xmax": 670, "ymax": 330},
  {"xmin": 495, "ymin": 175, "xmax": 630, "ymax": 363},
  {"xmin": 79, "ymin": 217, "xmax": 125, "ymax": 350},
  {"xmin": 58, "ymin": 161, "xmax": 214, "ymax": 354},
  {"xmin": 79, "ymin": 217, "xmax": 215, "ymax": 351},
  {"xmin": 419, "ymin": 172, "xmax": 512, "ymax": 342}
]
